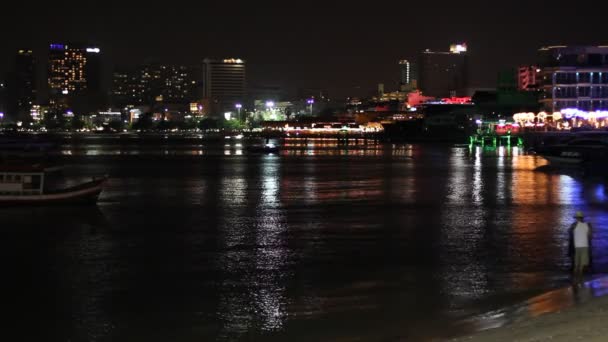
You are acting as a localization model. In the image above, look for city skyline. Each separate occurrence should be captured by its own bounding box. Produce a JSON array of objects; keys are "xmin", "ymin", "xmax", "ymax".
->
[{"xmin": 3, "ymin": 1, "xmax": 608, "ymax": 99}]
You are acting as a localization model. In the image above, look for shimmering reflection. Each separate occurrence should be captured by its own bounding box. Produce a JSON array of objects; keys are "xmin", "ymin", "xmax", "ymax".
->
[
  {"xmin": 216, "ymin": 160, "xmax": 253, "ymax": 338},
  {"xmin": 506, "ymin": 154, "xmax": 561, "ymax": 290},
  {"xmin": 215, "ymin": 156, "xmax": 288, "ymax": 339},
  {"xmin": 253, "ymin": 156, "xmax": 288, "ymax": 331},
  {"xmin": 8, "ymin": 143, "xmax": 608, "ymax": 341},
  {"xmin": 439, "ymin": 147, "xmax": 489, "ymax": 307},
  {"xmin": 302, "ymin": 174, "xmax": 317, "ymax": 204},
  {"xmin": 472, "ymin": 146, "xmax": 483, "ymax": 203},
  {"xmin": 496, "ymin": 147, "xmax": 507, "ymax": 204}
]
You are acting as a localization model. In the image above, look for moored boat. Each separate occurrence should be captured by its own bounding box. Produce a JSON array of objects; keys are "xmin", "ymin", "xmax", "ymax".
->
[
  {"xmin": 536, "ymin": 138, "xmax": 608, "ymax": 167},
  {"xmin": 0, "ymin": 164, "xmax": 107, "ymax": 206}
]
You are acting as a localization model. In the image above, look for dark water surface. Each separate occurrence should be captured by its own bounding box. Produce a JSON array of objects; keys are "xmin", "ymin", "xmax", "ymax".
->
[{"xmin": 3, "ymin": 142, "xmax": 608, "ymax": 341}]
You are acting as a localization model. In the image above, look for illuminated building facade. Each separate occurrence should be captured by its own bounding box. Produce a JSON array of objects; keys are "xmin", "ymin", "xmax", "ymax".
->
[
  {"xmin": 159, "ymin": 65, "xmax": 197, "ymax": 103},
  {"xmin": 398, "ymin": 60, "xmax": 418, "ymax": 92},
  {"xmin": 48, "ymin": 44, "xmax": 101, "ymax": 98},
  {"xmin": 418, "ymin": 43, "xmax": 468, "ymax": 98},
  {"xmin": 202, "ymin": 58, "xmax": 246, "ymax": 114},
  {"xmin": 112, "ymin": 64, "xmax": 198, "ymax": 106},
  {"xmin": 538, "ymin": 46, "xmax": 608, "ymax": 112},
  {"xmin": 518, "ymin": 66, "xmax": 540, "ymax": 91},
  {"xmin": 399, "ymin": 60, "xmax": 411, "ymax": 85}
]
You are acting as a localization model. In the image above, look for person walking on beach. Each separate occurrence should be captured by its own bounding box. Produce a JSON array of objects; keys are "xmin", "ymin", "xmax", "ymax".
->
[{"xmin": 569, "ymin": 211, "xmax": 593, "ymax": 284}]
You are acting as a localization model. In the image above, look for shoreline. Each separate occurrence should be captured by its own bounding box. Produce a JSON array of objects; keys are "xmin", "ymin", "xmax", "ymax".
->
[{"xmin": 450, "ymin": 276, "xmax": 608, "ymax": 341}]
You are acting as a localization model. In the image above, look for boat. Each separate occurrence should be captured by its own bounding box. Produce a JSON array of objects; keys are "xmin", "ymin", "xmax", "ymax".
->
[
  {"xmin": 0, "ymin": 163, "xmax": 108, "ymax": 205},
  {"xmin": 536, "ymin": 138, "xmax": 608, "ymax": 167},
  {"xmin": 246, "ymin": 143, "xmax": 280, "ymax": 154}
]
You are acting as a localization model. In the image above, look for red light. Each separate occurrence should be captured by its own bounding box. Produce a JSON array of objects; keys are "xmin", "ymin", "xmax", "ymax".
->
[{"xmin": 440, "ymin": 96, "xmax": 472, "ymax": 104}]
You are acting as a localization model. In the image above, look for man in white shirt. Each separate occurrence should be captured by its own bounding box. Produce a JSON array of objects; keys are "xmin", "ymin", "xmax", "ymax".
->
[{"xmin": 569, "ymin": 211, "xmax": 593, "ymax": 284}]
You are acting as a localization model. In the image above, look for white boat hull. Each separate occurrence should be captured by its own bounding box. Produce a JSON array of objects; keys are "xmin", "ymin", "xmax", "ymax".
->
[{"xmin": 0, "ymin": 177, "xmax": 107, "ymax": 206}]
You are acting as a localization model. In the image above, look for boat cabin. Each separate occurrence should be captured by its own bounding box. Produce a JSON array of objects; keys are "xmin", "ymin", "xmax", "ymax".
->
[{"xmin": 0, "ymin": 165, "xmax": 45, "ymax": 196}]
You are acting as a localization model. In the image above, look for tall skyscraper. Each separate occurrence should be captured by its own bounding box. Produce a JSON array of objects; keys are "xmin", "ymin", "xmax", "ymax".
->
[
  {"xmin": 15, "ymin": 49, "xmax": 36, "ymax": 110},
  {"xmin": 537, "ymin": 46, "xmax": 608, "ymax": 112},
  {"xmin": 398, "ymin": 59, "xmax": 418, "ymax": 91},
  {"xmin": 3, "ymin": 49, "xmax": 36, "ymax": 120},
  {"xmin": 202, "ymin": 58, "xmax": 246, "ymax": 114},
  {"xmin": 85, "ymin": 47, "xmax": 102, "ymax": 94},
  {"xmin": 399, "ymin": 60, "xmax": 411, "ymax": 85},
  {"xmin": 418, "ymin": 43, "xmax": 468, "ymax": 98},
  {"xmin": 48, "ymin": 44, "xmax": 101, "ymax": 102}
]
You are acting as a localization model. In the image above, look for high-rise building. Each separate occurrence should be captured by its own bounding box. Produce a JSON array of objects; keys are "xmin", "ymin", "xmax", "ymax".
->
[
  {"xmin": 3, "ymin": 49, "xmax": 36, "ymax": 120},
  {"xmin": 48, "ymin": 43, "xmax": 101, "ymax": 101},
  {"xmin": 202, "ymin": 58, "xmax": 246, "ymax": 114},
  {"xmin": 139, "ymin": 64, "xmax": 163, "ymax": 103},
  {"xmin": 538, "ymin": 46, "xmax": 608, "ymax": 112},
  {"xmin": 111, "ymin": 68, "xmax": 148, "ymax": 106},
  {"xmin": 418, "ymin": 43, "xmax": 468, "ymax": 98},
  {"xmin": 518, "ymin": 66, "xmax": 540, "ymax": 91},
  {"xmin": 111, "ymin": 64, "xmax": 198, "ymax": 107},
  {"xmin": 399, "ymin": 60, "xmax": 418, "ymax": 91},
  {"xmin": 15, "ymin": 49, "xmax": 36, "ymax": 110},
  {"xmin": 160, "ymin": 65, "xmax": 197, "ymax": 103},
  {"xmin": 85, "ymin": 47, "xmax": 102, "ymax": 94},
  {"xmin": 399, "ymin": 60, "xmax": 412, "ymax": 86},
  {"xmin": 111, "ymin": 69, "xmax": 131, "ymax": 105}
]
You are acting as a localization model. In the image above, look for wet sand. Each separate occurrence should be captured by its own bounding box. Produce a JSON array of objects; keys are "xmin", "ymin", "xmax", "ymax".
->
[{"xmin": 452, "ymin": 277, "xmax": 608, "ymax": 341}]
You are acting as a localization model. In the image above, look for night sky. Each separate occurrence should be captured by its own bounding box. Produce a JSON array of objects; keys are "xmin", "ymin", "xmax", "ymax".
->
[{"xmin": 2, "ymin": 1, "xmax": 608, "ymax": 99}]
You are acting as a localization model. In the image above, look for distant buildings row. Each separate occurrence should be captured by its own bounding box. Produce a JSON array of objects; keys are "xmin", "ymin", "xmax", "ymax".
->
[
  {"xmin": 0, "ymin": 42, "xmax": 466, "ymax": 121},
  {"xmin": 0, "ymin": 44, "xmax": 252, "ymax": 121},
  {"xmin": 1, "ymin": 44, "xmax": 106, "ymax": 120},
  {"xmin": 393, "ymin": 44, "xmax": 608, "ymax": 113},
  {"xmin": 2, "ymin": 43, "xmax": 608, "ymax": 124}
]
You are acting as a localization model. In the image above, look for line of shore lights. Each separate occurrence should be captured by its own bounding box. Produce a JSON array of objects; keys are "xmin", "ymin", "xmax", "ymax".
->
[
  {"xmin": 223, "ymin": 58, "xmax": 244, "ymax": 64},
  {"xmin": 560, "ymin": 108, "xmax": 608, "ymax": 120},
  {"xmin": 514, "ymin": 109, "xmax": 608, "ymax": 123}
]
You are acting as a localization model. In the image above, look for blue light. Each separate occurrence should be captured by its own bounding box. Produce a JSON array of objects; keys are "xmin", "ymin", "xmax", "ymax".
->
[
  {"xmin": 595, "ymin": 185, "xmax": 606, "ymax": 203},
  {"xmin": 50, "ymin": 44, "xmax": 65, "ymax": 50}
]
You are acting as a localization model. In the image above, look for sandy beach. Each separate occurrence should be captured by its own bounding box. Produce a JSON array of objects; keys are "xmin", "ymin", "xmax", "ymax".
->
[{"xmin": 452, "ymin": 277, "xmax": 608, "ymax": 341}]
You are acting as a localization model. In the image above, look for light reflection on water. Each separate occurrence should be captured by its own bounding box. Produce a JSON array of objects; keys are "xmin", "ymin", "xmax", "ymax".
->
[
  {"xmin": 53, "ymin": 139, "xmax": 414, "ymax": 158},
  {"xmin": 3, "ymin": 144, "xmax": 608, "ymax": 340}
]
